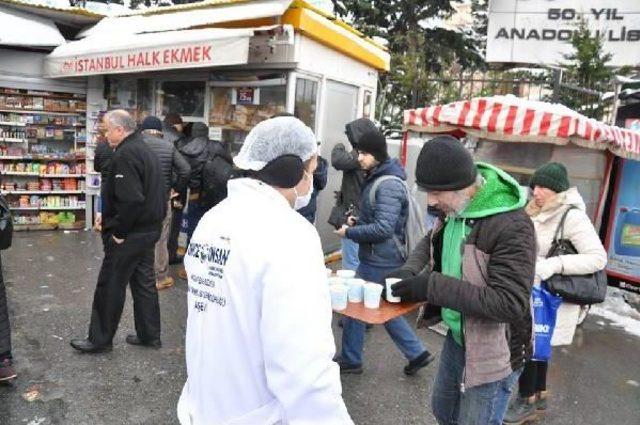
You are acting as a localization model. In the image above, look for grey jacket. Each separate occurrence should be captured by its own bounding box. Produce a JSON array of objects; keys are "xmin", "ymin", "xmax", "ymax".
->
[{"xmin": 142, "ymin": 132, "xmax": 191, "ymax": 195}]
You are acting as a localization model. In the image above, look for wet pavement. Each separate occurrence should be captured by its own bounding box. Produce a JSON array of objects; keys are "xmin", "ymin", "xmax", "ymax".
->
[{"xmin": 0, "ymin": 231, "xmax": 638, "ymax": 425}]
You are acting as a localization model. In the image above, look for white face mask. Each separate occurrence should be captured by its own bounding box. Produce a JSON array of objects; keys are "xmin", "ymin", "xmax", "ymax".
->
[{"xmin": 293, "ymin": 172, "xmax": 313, "ymax": 210}]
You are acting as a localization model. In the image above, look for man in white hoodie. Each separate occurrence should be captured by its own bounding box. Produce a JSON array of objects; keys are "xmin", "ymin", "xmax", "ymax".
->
[{"xmin": 177, "ymin": 116, "xmax": 353, "ymax": 425}]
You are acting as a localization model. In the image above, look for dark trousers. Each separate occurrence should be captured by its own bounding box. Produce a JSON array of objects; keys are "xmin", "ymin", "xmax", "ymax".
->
[
  {"xmin": 0, "ymin": 254, "xmax": 11, "ymax": 359},
  {"xmin": 518, "ymin": 360, "xmax": 548, "ymax": 398},
  {"xmin": 88, "ymin": 231, "xmax": 161, "ymax": 346},
  {"xmin": 168, "ymin": 206, "xmax": 183, "ymax": 264}
]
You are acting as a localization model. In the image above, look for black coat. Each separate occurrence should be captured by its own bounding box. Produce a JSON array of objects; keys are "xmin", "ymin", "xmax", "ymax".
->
[
  {"xmin": 179, "ymin": 122, "xmax": 229, "ymax": 192},
  {"xmin": 103, "ymin": 131, "xmax": 166, "ymax": 239},
  {"xmin": 94, "ymin": 141, "xmax": 114, "ymax": 202},
  {"xmin": 331, "ymin": 143, "xmax": 363, "ymax": 216},
  {"xmin": 142, "ymin": 133, "xmax": 191, "ymax": 195}
]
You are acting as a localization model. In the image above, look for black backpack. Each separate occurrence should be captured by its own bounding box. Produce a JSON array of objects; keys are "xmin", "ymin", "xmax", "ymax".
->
[
  {"xmin": 200, "ymin": 154, "xmax": 233, "ymax": 210},
  {"xmin": 0, "ymin": 195, "xmax": 13, "ymax": 250}
]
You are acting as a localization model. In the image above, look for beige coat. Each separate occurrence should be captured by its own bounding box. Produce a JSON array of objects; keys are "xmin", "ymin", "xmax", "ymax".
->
[{"xmin": 526, "ymin": 187, "xmax": 608, "ymax": 345}]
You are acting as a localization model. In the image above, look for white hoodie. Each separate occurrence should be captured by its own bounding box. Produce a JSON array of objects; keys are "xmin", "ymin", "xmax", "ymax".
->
[{"xmin": 177, "ymin": 178, "xmax": 352, "ymax": 425}]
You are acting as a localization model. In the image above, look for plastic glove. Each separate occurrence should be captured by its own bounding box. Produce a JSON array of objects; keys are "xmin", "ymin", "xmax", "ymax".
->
[
  {"xmin": 535, "ymin": 257, "xmax": 561, "ymax": 281},
  {"xmin": 390, "ymin": 271, "xmax": 431, "ymax": 302}
]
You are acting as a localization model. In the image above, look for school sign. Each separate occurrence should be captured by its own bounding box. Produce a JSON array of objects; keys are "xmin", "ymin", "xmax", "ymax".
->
[{"xmin": 486, "ymin": 0, "xmax": 640, "ymax": 67}]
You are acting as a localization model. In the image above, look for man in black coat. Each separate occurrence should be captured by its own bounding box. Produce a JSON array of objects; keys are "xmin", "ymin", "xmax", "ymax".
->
[
  {"xmin": 71, "ymin": 109, "xmax": 166, "ymax": 353},
  {"xmin": 140, "ymin": 116, "xmax": 190, "ymax": 290}
]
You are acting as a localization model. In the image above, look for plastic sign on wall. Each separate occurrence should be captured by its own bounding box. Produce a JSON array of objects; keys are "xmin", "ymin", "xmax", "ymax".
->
[
  {"xmin": 487, "ymin": 0, "xmax": 640, "ymax": 67},
  {"xmin": 45, "ymin": 37, "xmax": 250, "ymax": 78},
  {"xmin": 605, "ymin": 119, "xmax": 640, "ymax": 283}
]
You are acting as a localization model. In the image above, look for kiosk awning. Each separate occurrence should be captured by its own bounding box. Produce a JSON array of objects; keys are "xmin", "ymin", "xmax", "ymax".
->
[
  {"xmin": 44, "ymin": 28, "xmax": 253, "ymax": 78},
  {"xmin": 403, "ymin": 96, "xmax": 640, "ymax": 161}
]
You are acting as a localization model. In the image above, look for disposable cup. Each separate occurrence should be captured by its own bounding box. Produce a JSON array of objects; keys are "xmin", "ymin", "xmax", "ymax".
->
[
  {"xmin": 347, "ymin": 278, "xmax": 365, "ymax": 303},
  {"xmin": 336, "ymin": 269, "xmax": 356, "ymax": 279},
  {"xmin": 363, "ymin": 283, "xmax": 383, "ymax": 309},
  {"xmin": 328, "ymin": 276, "xmax": 343, "ymax": 286},
  {"xmin": 330, "ymin": 284, "xmax": 348, "ymax": 310},
  {"xmin": 385, "ymin": 278, "xmax": 402, "ymax": 303}
]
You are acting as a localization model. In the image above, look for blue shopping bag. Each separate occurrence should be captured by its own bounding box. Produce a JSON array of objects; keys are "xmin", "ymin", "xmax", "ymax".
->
[{"xmin": 532, "ymin": 283, "xmax": 562, "ymax": 361}]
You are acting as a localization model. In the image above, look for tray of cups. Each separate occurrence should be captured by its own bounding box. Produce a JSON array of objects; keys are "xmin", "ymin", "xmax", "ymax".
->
[{"xmin": 327, "ymin": 269, "xmax": 426, "ymax": 325}]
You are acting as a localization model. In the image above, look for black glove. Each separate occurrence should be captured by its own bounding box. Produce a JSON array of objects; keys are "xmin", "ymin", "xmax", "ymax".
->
[{"xmin": 391, "ymin": 271, "xmax": 431, "ymax": 302}]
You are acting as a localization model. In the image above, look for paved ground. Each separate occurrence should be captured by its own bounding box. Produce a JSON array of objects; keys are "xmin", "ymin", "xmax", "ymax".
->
[{"xmin": 0, "ymin": 231, "xmax": 638, "ymax": 425}]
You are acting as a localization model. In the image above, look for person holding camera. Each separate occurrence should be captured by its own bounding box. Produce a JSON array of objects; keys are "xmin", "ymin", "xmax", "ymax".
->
[
  {"xmin": 334, "ymin": 127, "xmax": 433, "ymax": 376},
  {"xmin": 329, "ymin": 118, "xmax": 372, "ymax": 271}
]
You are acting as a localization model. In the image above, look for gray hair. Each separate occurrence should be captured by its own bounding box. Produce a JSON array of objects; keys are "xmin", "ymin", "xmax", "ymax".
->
[{"xmin": 104, "ymin": 109, "xmax": 137, "ymax": 133}]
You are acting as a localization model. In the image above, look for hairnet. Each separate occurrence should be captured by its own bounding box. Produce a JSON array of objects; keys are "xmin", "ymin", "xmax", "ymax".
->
[{"xmin": 233, "ymin": 116, "xmax": 317, "ymax": 171}]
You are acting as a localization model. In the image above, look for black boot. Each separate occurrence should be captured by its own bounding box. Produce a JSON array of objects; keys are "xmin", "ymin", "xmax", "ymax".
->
[
  {"xmin": 503, "ymin": 396, "xmax": 538, "ymax": 424},
  {"xmin": 70, "ymin": 338, "xmax": 113, "ymax": 354},
  {"xmin": 125, "ymin": 334, "xmax": 161, "ymax": 349}
]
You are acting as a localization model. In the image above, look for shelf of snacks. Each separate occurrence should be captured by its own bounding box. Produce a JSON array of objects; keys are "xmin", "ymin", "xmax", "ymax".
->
[
  {"xmin": 0, "ymin": 138, "xmax": 27, "ymax": 143},
  {"xmin": 12, "ymin": 211, "xmax": 83, "ymax": 231},
  {"xmin": 2, "ymin": 190, "xmax": 83, "ymax": 195}
]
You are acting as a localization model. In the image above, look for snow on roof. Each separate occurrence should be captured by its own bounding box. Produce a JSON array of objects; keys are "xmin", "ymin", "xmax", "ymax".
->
[
  {"xmin": 0, "ymin": 0, "xmax": 103, "ymax": 22},
  {"xmin": 0, "ymin": 3, "xmax": 66, "ymax": 46},
  {"xmin": 78, "ymin": 0, "xmax": 292, "ymax": 38}
]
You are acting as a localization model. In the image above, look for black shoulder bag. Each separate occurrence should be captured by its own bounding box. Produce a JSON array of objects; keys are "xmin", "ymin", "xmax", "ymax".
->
[{"xmin": 545, "ymin": 206, "xmax": 607, "ymax": 305}]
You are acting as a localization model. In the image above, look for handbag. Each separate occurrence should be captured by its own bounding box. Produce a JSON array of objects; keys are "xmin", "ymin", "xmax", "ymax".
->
[
  {"xmin": 0, "ymin": 194, "xmax": 13, "ymax": 250},
  {"xmin": 532, "ymin": 283, "xmax": 562, "ymax": 361},
  {"xmin": 545, "ymin": 206, "xmax": 608, "ymax": 305}
]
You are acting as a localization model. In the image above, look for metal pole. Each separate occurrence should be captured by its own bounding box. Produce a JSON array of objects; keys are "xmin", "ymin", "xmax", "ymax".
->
[
  {"xmin": 552, "ymin": 68, "xmax": 563, "ymax": 103},
  {"xmin": 610, "ymin": 77, "xmax": 622, "ymax": 125}
]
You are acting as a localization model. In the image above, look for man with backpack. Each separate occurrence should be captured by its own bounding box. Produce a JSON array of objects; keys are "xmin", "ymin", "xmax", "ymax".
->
[
  {"xmin": 334, "ymin": 128, "xmax": 433, "ymax": 376},
  {"xmin": 178, "ymin": 123, "xmax": 232, "ymax": 258}
]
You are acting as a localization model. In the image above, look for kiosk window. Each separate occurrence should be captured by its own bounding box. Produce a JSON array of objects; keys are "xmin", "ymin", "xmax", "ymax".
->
[
  {"xmin": 158, "ymin": 81, "xmax": 205, "ymax": 118},
  {"xmin": 295, "ymin": 78, "xmax": 318, "ymax": 131}
]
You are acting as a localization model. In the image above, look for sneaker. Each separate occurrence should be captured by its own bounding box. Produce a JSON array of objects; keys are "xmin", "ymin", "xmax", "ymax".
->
[
  {"xmin": 0, "ymin": 357, "xmax": 17, "ymax": 383},
  {"xmin": 336, "ymin": 359, "xmax": 363, "ymax": 375},
  {"xmin": 503, "ymin": 396, "xmax": 538, "ymax": 424},
  {"xmin": 156, "ymin": 277, "xmax": 175, "ymax": 290},
  {"xmin": 404, "ymin": 351, "xmax": 435, "ymax": 376},
  {"xmin": 535, "ymin": 391, "xmax": 548, "ymax": 412}
]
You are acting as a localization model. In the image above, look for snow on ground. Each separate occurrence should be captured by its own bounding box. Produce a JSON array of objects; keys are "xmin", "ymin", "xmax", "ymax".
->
[{"xmin": 591, "ymin": 286, "xmax": 640, "ymax": 338}]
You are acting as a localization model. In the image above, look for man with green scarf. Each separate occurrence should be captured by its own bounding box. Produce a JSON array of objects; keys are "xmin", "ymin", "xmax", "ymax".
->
[{"xmin": 390, "ymin": 136, "xmax": 536, "ymax": 425}]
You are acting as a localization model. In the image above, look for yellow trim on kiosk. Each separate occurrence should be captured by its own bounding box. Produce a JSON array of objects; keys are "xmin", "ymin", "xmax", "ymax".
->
[{"xmin": 282, "ymin": 8, "xmax": 390, "ymax": 71}]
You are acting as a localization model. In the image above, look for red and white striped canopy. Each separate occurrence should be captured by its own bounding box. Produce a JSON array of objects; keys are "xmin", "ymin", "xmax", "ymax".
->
[{"xmin": 403, "ymin": 96, "xmax": 640, "ymax": 160}]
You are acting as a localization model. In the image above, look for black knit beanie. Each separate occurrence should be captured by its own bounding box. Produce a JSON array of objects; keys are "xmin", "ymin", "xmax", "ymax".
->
[
  {"xmin": 415, "ymin": 135, "xmax": 477, "ymax": 191},
  {"xmin": 529, "ymin": 162, "xmax": 570, "ymax": 193},
  {"xmin": 357, "ymin": 129, "xmax": 388, "ymax": 163}
]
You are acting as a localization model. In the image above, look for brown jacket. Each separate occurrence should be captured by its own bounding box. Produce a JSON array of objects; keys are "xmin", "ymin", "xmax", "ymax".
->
[{"xmin": 396, "ymin": 209, "xmax": 536, "ymax": 388}]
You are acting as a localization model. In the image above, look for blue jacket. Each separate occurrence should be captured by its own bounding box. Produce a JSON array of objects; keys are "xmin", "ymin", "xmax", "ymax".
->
[
  {"xmin": 298, "ymin": 156, "xmax": 329, "ymax": 223},
  {"xmin": 346, "ymin": 158, "xmax": 407, "ymax": 268}
]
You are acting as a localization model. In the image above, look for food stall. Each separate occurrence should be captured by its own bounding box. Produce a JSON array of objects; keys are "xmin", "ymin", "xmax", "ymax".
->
[
  {"xmin": 43, "ymin": 0, "xmax": 389, "ymax": 248},
  {"xmin": 401, "ymin": 95, "xmax": 640, "ymax": 286}
]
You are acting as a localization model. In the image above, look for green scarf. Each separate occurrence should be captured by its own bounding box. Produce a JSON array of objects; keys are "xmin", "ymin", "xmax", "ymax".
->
[{"xmin": 441, "ymin": 163, "xmax": 526, "ymax": 345}]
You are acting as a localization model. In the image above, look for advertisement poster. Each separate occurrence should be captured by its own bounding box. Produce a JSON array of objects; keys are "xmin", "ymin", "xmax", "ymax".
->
[{"xmin": 606, "ymin": 158, "xmax": 640, "ymax": 282}]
